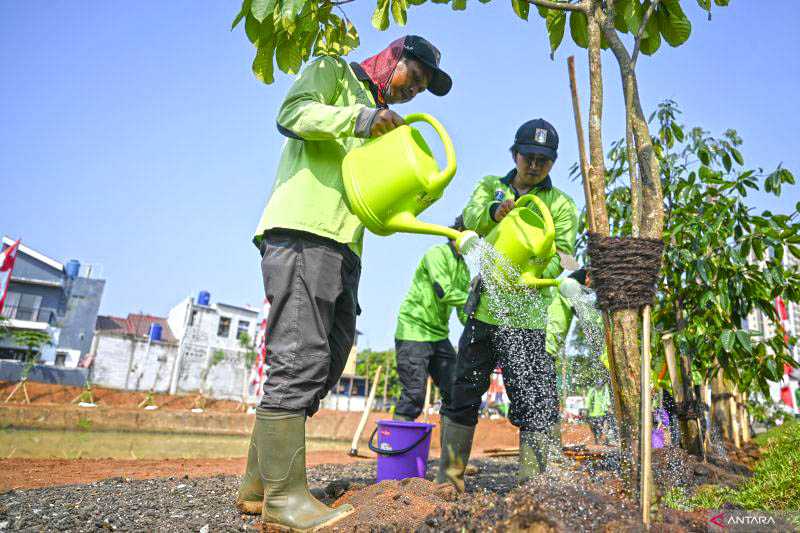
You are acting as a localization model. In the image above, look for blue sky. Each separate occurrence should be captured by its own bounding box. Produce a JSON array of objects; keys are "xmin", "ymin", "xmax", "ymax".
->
[{"xmin": 2, "ymin": 2, "xmax": 798, "ymax": 350}]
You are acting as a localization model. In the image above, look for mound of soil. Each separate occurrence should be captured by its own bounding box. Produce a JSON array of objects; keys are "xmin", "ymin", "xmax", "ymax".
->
[
  {"xmin": 325, "ymin": 477, "xmax": 457, "ymax": 532},
  {"xmin": 425, "ymin": 469, "xmax": 706, "ymax": 532},
  {"xmin": 652, "ymin": 445, "xmax": 753, "ymax": 492}
]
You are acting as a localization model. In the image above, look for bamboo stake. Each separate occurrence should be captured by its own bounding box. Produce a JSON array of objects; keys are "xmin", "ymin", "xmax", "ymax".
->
[
  {"xmin": 640, "ymin": 306, "xmax": 652, "ymax": 526},
  {"xmin": 349, "ymin": 366, "xmax": 382, "ymax": 457},
  {"xmin": 422, "ymin": 376, "xmax": 433, "ymax": 424},
  {"xmin": 567, "ymin": 55, "xmax": 624, "ymax": 443}
]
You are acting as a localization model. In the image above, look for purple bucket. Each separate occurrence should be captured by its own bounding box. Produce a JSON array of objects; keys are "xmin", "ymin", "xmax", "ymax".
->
[
  {"xmin": 368, "ymin": 420, "xmax": 434, "ymax": 482},
  {"xmin": 652, "ymin": 427, "xmax": 665, "ymax": 449}
]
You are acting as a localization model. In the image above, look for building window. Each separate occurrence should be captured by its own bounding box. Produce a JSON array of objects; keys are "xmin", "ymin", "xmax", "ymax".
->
[
  {"xmin": 1, "ymin": 292, "xmax": 43, "ymax": 321},
  {"xmin": 189, "ymin": 309, "xmax": 198, "ymax": 326},
  {"xmin": 217, "ymin": 317, "xmax": 231, "ymax": 337},
  {"xmin": 237, "ymin": 320, "xmax": 250, "ymax": 340},
  {"xmin": 55, "ymin": 352, "xmax": 67, "ymax": 367}
]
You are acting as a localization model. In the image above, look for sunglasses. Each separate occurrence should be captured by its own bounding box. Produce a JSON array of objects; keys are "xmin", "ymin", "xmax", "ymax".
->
[{"xmin": 519, "ymin": 154, "xmax": 552, "ymax": 167}]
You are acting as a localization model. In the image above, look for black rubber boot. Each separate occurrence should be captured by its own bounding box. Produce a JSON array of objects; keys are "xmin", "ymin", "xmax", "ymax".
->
[
  {"xmin": 257, "ymin": 408, "xmax": 354, "ymax": 532},
  {"xmin": 435, "ymin": 416, "xmax": 475, "ymax": 493}
]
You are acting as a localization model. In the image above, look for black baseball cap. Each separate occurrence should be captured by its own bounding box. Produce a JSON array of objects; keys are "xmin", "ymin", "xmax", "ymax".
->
[
  {"xmin": 450, "ymin": 215, "xmax": 465, "ymax": 232},
  {"xmin": 512, "ymin": 119, "xmax": 559, "ymax": 161},
  {"xmin": 402, "ymin": 35, "xmax": 452, "ymax": 97}
]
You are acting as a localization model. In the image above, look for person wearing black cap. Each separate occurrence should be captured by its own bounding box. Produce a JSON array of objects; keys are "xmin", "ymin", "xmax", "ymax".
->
[
  {"xmin": 436, "ymin": 119, "xmax": 578, "ymax": 491},
  {"xmin": 241, "ymin": 36, "xmax": 452, "ymax": 530},
  {"xmin": 393, "ymin": 216, "xmax": 471, "ymax": 422}
]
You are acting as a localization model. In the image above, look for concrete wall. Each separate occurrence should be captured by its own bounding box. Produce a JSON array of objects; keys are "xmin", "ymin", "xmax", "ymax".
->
[
  {"xmin": 91, "ymin": 333, "xmax": 255, "ymax": 402},
  {"xmin": 59, "ymin": 277, "xmax": 105, "ymax": 357},
  {"xmin": 91, "ymin": 334, "xmax": 178, "ymax": 392}
]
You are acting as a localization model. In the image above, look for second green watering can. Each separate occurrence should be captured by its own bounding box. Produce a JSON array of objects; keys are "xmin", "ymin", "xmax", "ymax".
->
[
  {"xmin": 342, "ymin": 113, "xmax": 477, "ymax": 251},
  {"xmin": 485, "ymin": 194, "xmax": 558, "ymax": 288}
]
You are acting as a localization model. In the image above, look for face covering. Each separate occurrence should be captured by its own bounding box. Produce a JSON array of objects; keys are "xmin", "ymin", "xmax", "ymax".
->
[{"xmin": 358, "ymin": 37, "xmax": 405, "ymax": 107}]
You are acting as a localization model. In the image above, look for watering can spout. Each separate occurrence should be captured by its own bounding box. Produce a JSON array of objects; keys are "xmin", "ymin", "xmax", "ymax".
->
[{"xmin": 385, "ymin": 212, "xmax": 478, "ymax": 253}]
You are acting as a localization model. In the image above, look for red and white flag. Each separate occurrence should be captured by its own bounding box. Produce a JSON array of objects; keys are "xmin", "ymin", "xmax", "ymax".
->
[{"xmin": 0, "ymin": 239, "xmax": 20, "ymax": 314}]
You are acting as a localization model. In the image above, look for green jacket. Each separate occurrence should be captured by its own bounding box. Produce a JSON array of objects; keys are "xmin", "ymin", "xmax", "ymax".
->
[
  {"xmin": 253, "ymin": 56, "xmax": 378, "ymax": 255},
  {"xmin": 463, "ymin": 171, "xmax": 578, "ymax": 330},
  {"xmin": 546, "ymin": 292, "xmax": 573, "ymax": 356},
  {"xmin": 586, "ymin": 385, "xmax": 610, "ymax": 417},
  {"xmin": 395, "ymin": 243, "xmax": 471, "ymax": 342}
]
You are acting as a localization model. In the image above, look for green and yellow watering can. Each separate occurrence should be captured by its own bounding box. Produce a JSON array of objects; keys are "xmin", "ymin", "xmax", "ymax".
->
[
  {"xmin": 342, "ymin": 113, "xmax": 478, "ymax": 252},
  {"xmin": 485, "ymin": 194, "xmax": 559, "ymax": 288}
]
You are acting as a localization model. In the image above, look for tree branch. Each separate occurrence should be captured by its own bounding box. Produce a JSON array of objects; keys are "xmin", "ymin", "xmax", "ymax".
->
[
  {"xmin": 526, "ymin": 0, "xmax": 587, "ymax": 13},
  {"xmin": 631, "ymin": 0, "xmax": 659, "ymax": 67}
]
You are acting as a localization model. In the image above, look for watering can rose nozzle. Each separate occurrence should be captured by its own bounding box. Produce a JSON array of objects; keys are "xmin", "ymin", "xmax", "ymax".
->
[
  {"xmin": 558, "ymin": 277, "xmax": 583, "ymax": 299},
  {"xmin": 455, "ymin": 230, "xmax": 479, "ymax": 254}
]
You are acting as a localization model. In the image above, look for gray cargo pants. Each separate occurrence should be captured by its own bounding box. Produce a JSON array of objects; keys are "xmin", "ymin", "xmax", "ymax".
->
[{"xmin": 258, "ymin": 229, "xmax": 361, "ymax": 417}]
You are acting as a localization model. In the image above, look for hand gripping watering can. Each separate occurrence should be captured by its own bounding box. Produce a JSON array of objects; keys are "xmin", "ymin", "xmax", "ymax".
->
[
  {"xmin": 485, "ymin": 194, "xmax": 559, "ymax": 288},
  {"xmin": 342, "ymin": 113, "xmax": 478, "ymax": 252}
]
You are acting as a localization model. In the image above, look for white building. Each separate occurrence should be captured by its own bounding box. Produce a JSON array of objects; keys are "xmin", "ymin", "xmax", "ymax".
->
[
  {"xmin": 90, "ymin": 292, "xmax": 261, "ymax": 402},
  {"xmin": 745, "ymin": 247, "xmax": 800, "ymax": 413},
  {"xmin": 166, "ymin": 292, "xmax": 259, "ymax": 400}
]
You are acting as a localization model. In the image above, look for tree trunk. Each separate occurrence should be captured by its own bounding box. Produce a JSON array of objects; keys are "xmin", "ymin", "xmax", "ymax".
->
[
  {"xmin": 711, "ymin": 368, "xmax": 733, "ymax": 443},
  {"xmin": 738, "ymin": 392, "xmax": 751, "ymax": 443},
  {"xmin": 662, "ymin": 335, "xmax": 703, "ymax": 456},
  {"xmin": 586, "ymin": 2, "xmax": 642, "ymax": 494}
]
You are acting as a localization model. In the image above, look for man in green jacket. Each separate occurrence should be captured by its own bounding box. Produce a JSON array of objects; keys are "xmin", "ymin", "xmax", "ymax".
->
[
  {"xmin": 585, "ymin": 379, "xmax": 611, "ymax": 444},
  {"xmin": 394, "ymin": 216, "xmax": 471, "ymax": 421},
  {"xmin": 237, "ymin": 36, "xmax": 453, "ymax": 530},
  {"xmin": 438, "ymin": 119, "xmax": 578, "ymax": 492}
]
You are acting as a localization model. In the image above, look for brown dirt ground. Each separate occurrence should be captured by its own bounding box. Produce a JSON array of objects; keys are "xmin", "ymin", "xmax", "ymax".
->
[
  {"xmin": 0, "ymin": 381, "xmax": 244, "ymax": 412},
  {"xmin": 0, "ymin": 452, "xmax": 371, "ymax": 493}
]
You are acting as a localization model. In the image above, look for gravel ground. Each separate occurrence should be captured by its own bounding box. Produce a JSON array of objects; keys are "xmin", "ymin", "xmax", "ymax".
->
[{"xmin": 0, "ymin": 450, "xmax": 743, "ymax": 532}]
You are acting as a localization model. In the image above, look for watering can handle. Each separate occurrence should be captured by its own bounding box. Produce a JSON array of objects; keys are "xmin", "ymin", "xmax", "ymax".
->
[
  {"xmin": 404, "ymin": 113, "xmax": 457, "ymax": 187},
  {"xmin": 515, "ymin": 194, "xmax": 555, "ymax": 237}
]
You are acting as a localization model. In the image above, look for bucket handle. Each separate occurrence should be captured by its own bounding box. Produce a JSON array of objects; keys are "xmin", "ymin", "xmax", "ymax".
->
[
  {"xmin": 514, "ymin": 194, "xmax": 555, "ymax": 240},
  {"xmin": 367, "ymin": 425, "xmax": 433, "ymax": 456},
  {"xmin": 404, "ymin": 113, "xmax": 457, "ymax": 190}
]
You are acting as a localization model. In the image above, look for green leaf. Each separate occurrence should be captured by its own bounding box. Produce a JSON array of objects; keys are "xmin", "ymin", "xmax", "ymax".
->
[
  {"xmin": 722, "ymin": 152, "xmax": 732, "ymax": 172},
  {"xmin": 252, "ymin": 38, "xmax": 276, "ymax": 83},
  {"xmin": 657, "ymin": 1, "xmax": 691, "ymax": 47},
  {"xmin": 512, "ymin": 0, "xmax": 529, "ymax": 20},
  {"xmin": 251, "ymin": 0, "xmax": 274, "ymax": 22},
  {"xmin": 731, "ymin": 147, "xmax": 744, "ymax": 165},
  {"xmin": 372, "ymin": 0, "xmax": 391, "ymax": 30},
  {"xmin": 697, "ymin": 0, "xmax": 710, "ymax": 10},
  {"xmin": 714, "ymin": 0, "xmax": 729, "ymax": 5},
  {"xmin": 408, "ymin": 0, "xmax": 427, "ymax": 5},
  {"xmin": 546, "ymin": 10, "xmax": 567, "ymax": 53},
  {"xmin": 232, "ymin": 0, "xmax": 253, "ymax": 29},
  {"xmin": 613, "ymin": 0, "xmax": 631, "ymax": 33},
  {"xmin": 720, "ymin": 330, "xmax": 735, "ymax": 352},
  {"xmin": 245, "ymin": 13, "xmax": 263, "ymax": 44},
  {"xmin": 735, "ymin": 330, "xmax": 753, "ymax": 352},
  {"xmin": 569, "ymin": 11, "xmax": 589, "ymax": 48},
  {"xmin": 452, "ymin": 0, "xmax": 466, "ymax": 10},
  {"xmin": 624, "ymin": 0, "xmax": 643, "ymax": 35},
  {"xmin": 698, "ymin": 147, "xmax": 710, "ymax": 165},
  {"xmin": 392, "ymin": 0, "xmax": 409, "ymax": 23},
  {"xmin": 279, "ymin": 0, "xmax": 306, "ymax": 33},
  {"xmin": 639, "ymin": 18, "xmax": 661, "ymax": 55},
  {"xmin": 276, "ymin": 36, "xmax": 303, "ymax": 74},
  {"xmin": 670, "ymin": 121, "xmax": 684, "ymax": 142}
]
